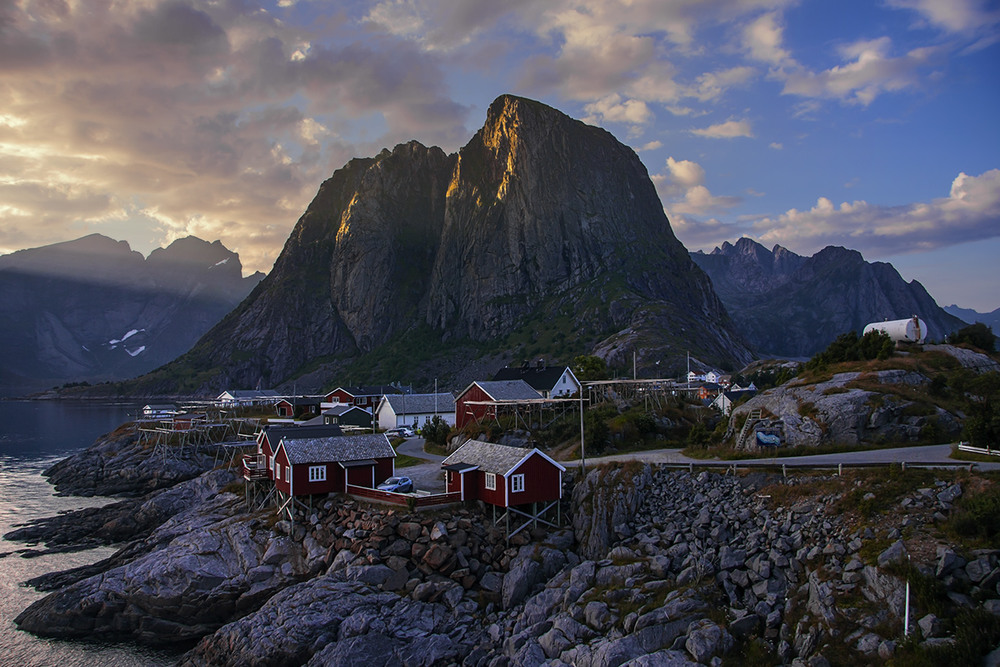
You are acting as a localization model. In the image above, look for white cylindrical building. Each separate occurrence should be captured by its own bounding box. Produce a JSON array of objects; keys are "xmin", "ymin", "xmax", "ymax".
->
[{"xmin": 863, "ymin": 315, "xmax": 927, "ymax": 344}]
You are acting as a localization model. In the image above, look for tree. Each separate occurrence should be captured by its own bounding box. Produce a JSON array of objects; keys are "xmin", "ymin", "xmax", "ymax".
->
[
  {"xmin": 948, "ymin": 323, "xmax": 997, "ymax": 353},
  {"xmin": 572, "ymin": 354, "xmax": 609, "ymax": 381},
  {"xmin": 422, "ymin": 415, "xmax": 452, "ymax": 448}
]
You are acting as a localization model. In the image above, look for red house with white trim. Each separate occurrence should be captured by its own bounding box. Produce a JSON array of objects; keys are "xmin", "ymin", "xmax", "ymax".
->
[
  {"xmin": 253, "ymin": 424, "xmax": 344, "ymax": 481},
  {"xmin": 324, "ymin": 385, "xmax": 401, "ymax": 411},
  {"xmin": 271, "ymin": 433, "xmax": 396, "ymax": 498},
  {"xmin": 454, "ymin": 380, "xmax": 541, "ymax": 429},
  {"xmin": 440, "ymin": 439, "xmax": 565, "ymax": 507}
]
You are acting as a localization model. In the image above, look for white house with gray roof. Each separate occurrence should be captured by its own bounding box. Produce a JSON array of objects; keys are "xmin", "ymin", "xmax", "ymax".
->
[{"xmin": 375, "ymin": 392, "xmax": 456, "ymax": 431}]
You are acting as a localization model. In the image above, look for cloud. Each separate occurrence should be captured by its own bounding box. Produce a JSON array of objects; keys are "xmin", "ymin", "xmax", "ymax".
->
[
  {"xmin": 653, "ymin": 156, "xmax": 740, "ymax": 218},
  {"xmin": 582, "ymin": 94, "xmax": 653, "ymax": 128},
  {"xmin": 638, "ymin": 140, "xmax": 663, "ymax": 151},
  {"xmin": 780, "ymin": 37, "xmax": 938, "ymax": 105},
  {"xmin": 750, "ymin": 169, "xmax": 1000, "ymax": 256},
  {"xmin": 743, "ymin": 12, "xmax": 792, "ymax": 65},
  {"xmin": 691, "ymin": 119, "xmax": 754, "ymax": 138},
  {"xmin": 886, "ymin": 0, "xmax": 1000, "ymax": 35},
  {"xmin": 0, "ymin": 1, "xmax": 470, "ymax": 273}
]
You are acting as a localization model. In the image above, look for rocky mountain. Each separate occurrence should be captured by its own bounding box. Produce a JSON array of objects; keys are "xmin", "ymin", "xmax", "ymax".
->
[
  {"xmin": 137, "ymin": 95, "xmax": 751, "ymax": 396},
  {"xmin": 945, "ymin": 304, "xmax": 1000, "ymax": 330},
  {"xmin": 691, "ymin": 237, "xmax": 965, "ymax": 358},
  {"xmin": 0, "ymin": 234, "xmax": 263, "ymax": 396}
]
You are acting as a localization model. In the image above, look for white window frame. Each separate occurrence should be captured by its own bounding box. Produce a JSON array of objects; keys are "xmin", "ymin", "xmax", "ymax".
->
[
  {"xmin": 511, "ymin": 474, "xmax": 525, "ymax": 493},
  {"xmin": 274, "ymin": 460, "xmax": 280, "ymax": 480},
  {"xmin": 308, "ymin": 465, "xmax": 326, "ymax": 482},
  {"xmin": 285, "ymin": 465, "xmax": 290, "ymax": 482},
  {"xmin": 485, "ymin": 472, "xmax": 496, "ymax": 491}
]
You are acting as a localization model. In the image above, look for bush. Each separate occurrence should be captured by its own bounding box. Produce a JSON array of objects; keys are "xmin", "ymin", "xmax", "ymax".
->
[
  {"xmin": 947, "ymin": 322, "xmax": 996, "ymax": 353},
  {"xmin": 422, "ymin": 415, "xmax": 452, "ymax": 448},
  {"xmin": 804, "ymin": 329, "xmax": 894, "ymax": 371},
  {"xmin": 948, "ymin": 484, "xmax": 1000, "ymax": 543}
]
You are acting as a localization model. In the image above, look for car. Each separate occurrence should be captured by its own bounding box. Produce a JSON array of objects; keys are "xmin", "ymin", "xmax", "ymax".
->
[
  {"xmin": 377, "ymin": 476, "xmax": 413, "ymax": 493},
  {"xmin": 398, "ymin": 427, "xmax": 415, "ymax": 438}
]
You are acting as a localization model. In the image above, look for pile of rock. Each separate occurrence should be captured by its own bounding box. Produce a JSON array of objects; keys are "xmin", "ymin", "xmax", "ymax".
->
[{"xmin": 44, "ymin": 422, "xmax": 218, "ymax": 496}]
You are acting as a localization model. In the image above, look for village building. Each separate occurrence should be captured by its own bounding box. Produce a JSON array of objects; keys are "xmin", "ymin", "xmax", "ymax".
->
[
  {"xmin": 491, "ymin": 363, "xmax": 581, "ymax": 398},
  {"xmin": 441, "ymin": 439, "xmax": 565, "ymax": 506},
  {"xmin": 697, "ymin": 383, "xmax": 722, "ymax": 401},
  {"xmin": 274, "ymin": 396, "xmax": 324, "ymax": 419},
  {"xmin": 454, "ymin": 380, "xmax": 541, "ymax": 429},
  {"xmin": 323, "ymin": 385, "xmax": 404, "ymax": 412},
  {"xmin": 711, "ymin": 389, "xmax": 757, "ymax": 416},
  {"xmin": 216, "ymin": 389, "xmax": 280, "ymax": 408},
  {"xmin": 375, "ymin": 392, "xmax": 456, "ymax": 431},
  {"xmin": 321, "ymin": 404, "xmax": 372, "ymax": 429},
  {"xmin": 253, "ymin": 423, "xmax": 344, "ymax": 481},
  {"xmin": 271, "ymin": 434, "xmax": 396, "ymax": 499},
  {"xmin": 141, "ymin": 403, "xmax": 177, "ymax": 418}
]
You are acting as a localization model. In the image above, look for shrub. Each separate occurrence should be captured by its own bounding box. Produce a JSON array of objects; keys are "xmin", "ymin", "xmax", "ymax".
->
[
  {"xmin": 948, "ymin": 484, "xmax": 1000, "ymax": 543},
  {"xmin": 947, "ymin": 322, "xmax": 996, "ymax": 353}
]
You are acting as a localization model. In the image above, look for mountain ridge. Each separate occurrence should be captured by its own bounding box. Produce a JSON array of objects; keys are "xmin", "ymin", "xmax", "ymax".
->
[
  {"xmin": 129, "ymin": 95, "xmax": 752, "ymax": 396},
  {"xmin": 692, "ymin": 237, "xmax": 966, "ymax": 358},
  {"xmin": 0, "ymin": 234, "xmax": 263, "ymax": 396}
]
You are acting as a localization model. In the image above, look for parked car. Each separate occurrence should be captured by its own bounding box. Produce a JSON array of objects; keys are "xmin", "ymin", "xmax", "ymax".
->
[
  {"xmin": 377, "ymin": 476, "xmax": 413, "ymax": 493},
  {"xmin": 398, "ymin": 427, "xmax": 415, "ymax": 437}
]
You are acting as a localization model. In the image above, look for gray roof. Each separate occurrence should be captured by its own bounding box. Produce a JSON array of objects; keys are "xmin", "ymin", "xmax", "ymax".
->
[
  {"xmin": 279, "ymin": 434, "xmax": 395, "ymax": 465},
  {"xmin": 322, "ymin": 404, "xmax": 370, "ymax": 416},
  {"xmin": 469, "ymin": 380, "xmax": 541, "ymax": 401},
  {"xmin": 221, "ymin": 389, "xmax": 279, "ymax": 399},
  {"xmin": 441, "ymin": 439, "xmax": 538, "ymax": 475},
  {"xmin": 381, "ymin": 392, "xmax": 455, "ymax": 415}
]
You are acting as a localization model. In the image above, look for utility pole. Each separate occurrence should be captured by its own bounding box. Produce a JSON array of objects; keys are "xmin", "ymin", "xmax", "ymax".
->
[{"xmin": 579, "ymin": 387, "xmax": 586, "ymax": 475}]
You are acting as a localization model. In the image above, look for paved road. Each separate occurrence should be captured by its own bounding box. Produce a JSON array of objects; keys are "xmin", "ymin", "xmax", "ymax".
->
[
  {"xmin": 394, "ymin": 439, "xmax": 999, "ymax": 492},
  {"xmin": 394, "ymin": 437, "xmax": 447, "ymax": 493},
  {"xmin": 568, "ymin": 443, "xmax": 1000, "ymax": 472}
]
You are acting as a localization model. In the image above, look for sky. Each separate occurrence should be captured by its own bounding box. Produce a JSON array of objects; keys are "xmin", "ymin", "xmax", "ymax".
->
[{"xmin": 1, "ymin": 0, "xmax": 998, "ymax": 312}]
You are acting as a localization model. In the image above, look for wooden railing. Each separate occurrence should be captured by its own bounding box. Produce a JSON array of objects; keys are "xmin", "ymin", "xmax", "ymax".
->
[
  {"xmin": 242, "ymin": 454, "xmax": 270, "ymax": 481},
  {"xmin": 346, "ymin": 484, "xmax": 461, "ymax": 508}
]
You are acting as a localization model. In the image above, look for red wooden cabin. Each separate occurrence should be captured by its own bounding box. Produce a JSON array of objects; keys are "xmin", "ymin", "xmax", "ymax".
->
[
  {"xmin": 454, "ymin": 380, "xmax": 540, "ymax": 429},
  {"xmin": 440, "ymin": 439, "xmax": 565, "ymax": 507},
  {"xmin": 250, "ymin": 424, "xmax": 344, "ymax": 481},
  {"xmin": 271, "ymin": 434, "xmax": 396, "ymax": 497}
]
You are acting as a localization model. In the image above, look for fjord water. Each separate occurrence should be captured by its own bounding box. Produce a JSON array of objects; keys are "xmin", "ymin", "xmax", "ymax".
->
[{"xmin": 0, "ymin": 400, "xmax": 174, "ymax": 666}]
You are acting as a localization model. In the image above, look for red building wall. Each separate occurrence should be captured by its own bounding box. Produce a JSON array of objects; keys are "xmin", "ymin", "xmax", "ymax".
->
[
  {"xmin": 456, "ymin": 384, "xmax": 495, "ymax": 429},
  {"xmin": 507, "ymin": 453, "xmax": 562, "ymax": 505},
  {"xmin": 374, "ymin": 458, "xmax": 394, "ymax": 486},
  {"xmin": 326, "ymin": 389, "xmax": 354, "ymax": 405},
  {"xmin": 477, "ymin": 470, "xmax": 507, "ymax": 507},
  {"xmin": 273, "ymin": 447, "xmax": 292, "ymax": 496},
  {"xmin": 290, "ymin": 462, "xmax": 340, "ymax": 495},
  {"xmin": 346, "ymin": 464, "xmax": 374, "ymax": 488}
]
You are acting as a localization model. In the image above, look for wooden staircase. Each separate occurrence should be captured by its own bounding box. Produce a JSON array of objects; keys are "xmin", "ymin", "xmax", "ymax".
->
[{"xmin": 736, "ymin": 409, "xmax": 763, "ymax": 449}]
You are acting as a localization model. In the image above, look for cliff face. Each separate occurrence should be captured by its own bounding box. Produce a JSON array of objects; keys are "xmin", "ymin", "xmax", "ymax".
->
[
  {"xmin": 0, "ymin": 234, "xmax": 262, "ymax": 395},
  {"xmin": 154, "ymin": 95, "xmax": 750, "ymax": 394},
  {"xmin": 692, "ymin": 238, "xmax": 965, "ymax": 358}
]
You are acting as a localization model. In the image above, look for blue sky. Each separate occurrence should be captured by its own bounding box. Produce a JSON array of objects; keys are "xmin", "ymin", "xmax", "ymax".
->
[{"xmin": 1, "ymin": 0, "xmax": 998, "ymax": 311}]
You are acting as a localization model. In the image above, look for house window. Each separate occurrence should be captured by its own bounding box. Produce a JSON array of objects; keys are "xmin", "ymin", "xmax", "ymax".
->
[
  {"xmin": 285, "ymin": 466, "xmax": 290, "ymax": 482},
  {"xmin": 485, "ymin": 472, "xmax": 496, "ymax": 490},
  {"xmin": 512, "ymin": 474, "xmax": 525, "ymax": 493},
  {"xmin": 308, "ymin": 465, "xmax": 326, "ymax": 482}
]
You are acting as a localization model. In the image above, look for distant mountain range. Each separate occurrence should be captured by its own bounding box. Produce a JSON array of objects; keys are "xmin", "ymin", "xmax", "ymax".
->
[
  {"xmin": 125, "ymin": 94, "xmax": 753, "ymax": 397},
  {"xmin": 691, "ymin": 238, "xmax": 966, "ymax": 358},
  {"xmin": 944, "ymin": 304, "xmax": 1000, "ymax": 330},
  {"xmin": 0, "ymin": 234, "xmax": 263, "ymax": 396}
]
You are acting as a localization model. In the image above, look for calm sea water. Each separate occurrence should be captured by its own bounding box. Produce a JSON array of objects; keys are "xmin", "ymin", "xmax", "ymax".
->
[{"xmin": 0, "ymin": 400, "xmax": 176, "ymax": 666}]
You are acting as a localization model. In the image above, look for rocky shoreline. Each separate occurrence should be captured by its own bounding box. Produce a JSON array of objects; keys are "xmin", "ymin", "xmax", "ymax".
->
[{"xmin": 6, "ymin": 424, "xmax": 1000, "ymax": 665}]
